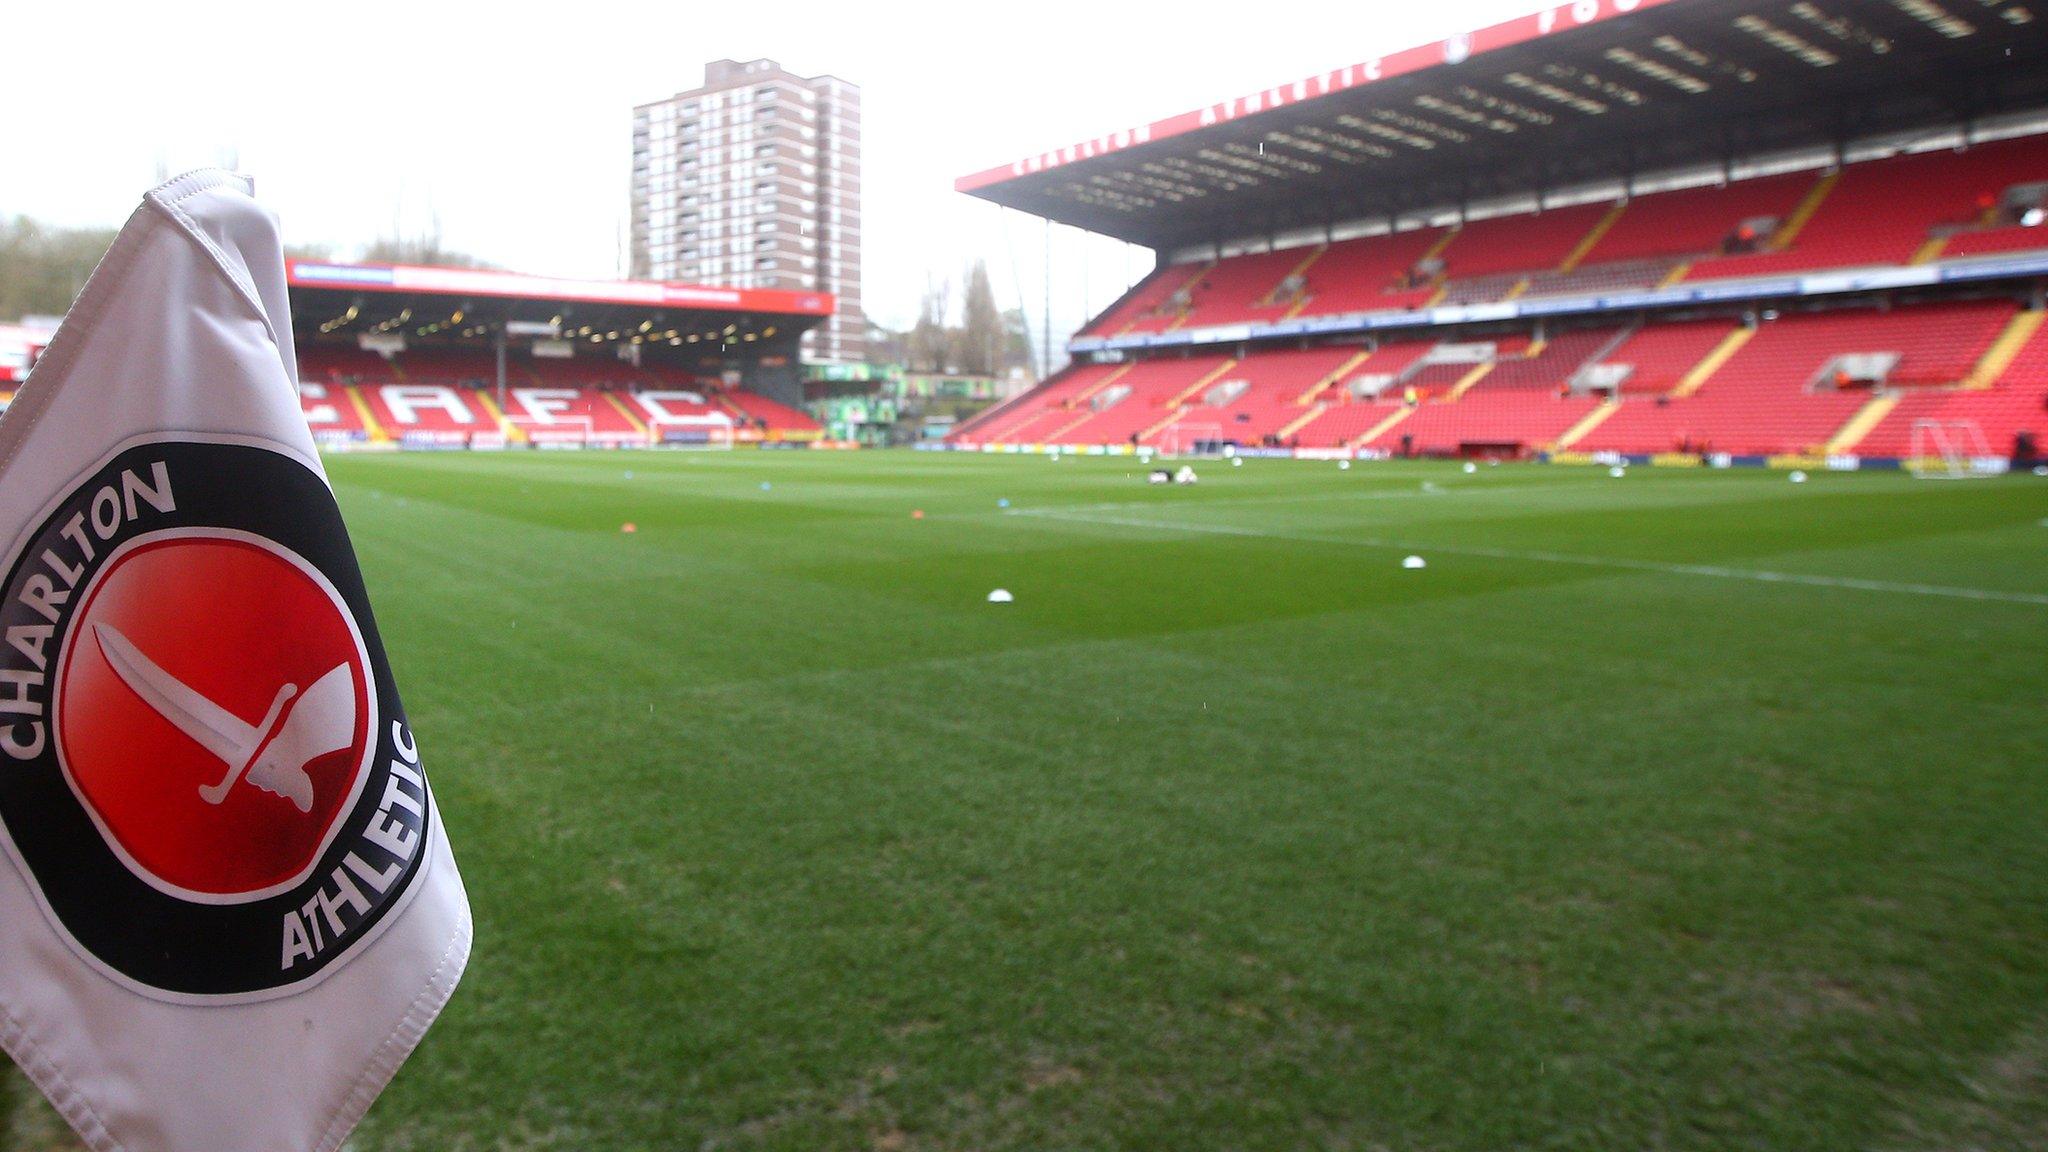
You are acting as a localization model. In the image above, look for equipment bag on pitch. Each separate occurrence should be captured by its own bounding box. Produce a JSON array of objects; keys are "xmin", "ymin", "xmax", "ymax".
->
[{"xmin": 0, "ymin": 170, "xmax": 471, "ymax": 1152}]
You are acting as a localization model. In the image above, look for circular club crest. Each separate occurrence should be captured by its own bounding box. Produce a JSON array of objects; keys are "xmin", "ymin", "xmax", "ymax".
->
[
  {"xmin": 57, "ymin": 531, "xmax": 375, "ymax": 901},
  {"xmin": 0, "ymin": 440, "xmax": 431, "ymax": 998}
]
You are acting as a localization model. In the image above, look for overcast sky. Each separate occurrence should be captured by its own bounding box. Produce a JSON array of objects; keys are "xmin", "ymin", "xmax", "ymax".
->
[{"xmin": 8, "ymin": 0, "xmax": 1544, "ymax": 345}]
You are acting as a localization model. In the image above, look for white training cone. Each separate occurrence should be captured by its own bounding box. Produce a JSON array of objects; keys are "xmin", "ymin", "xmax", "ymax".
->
[
  {"xmin": 1402, "ymin": 555, "xmax": 1427, "ymax": 569},
  {"xmin": 987, "ymin": 589, "xmax": 1014, "ymax": 604}
]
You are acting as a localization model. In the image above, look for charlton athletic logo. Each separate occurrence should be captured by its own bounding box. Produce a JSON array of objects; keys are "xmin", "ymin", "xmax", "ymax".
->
[{"xmin": 0, "ymin": 439, "xmax": 432, "ymax": 999}]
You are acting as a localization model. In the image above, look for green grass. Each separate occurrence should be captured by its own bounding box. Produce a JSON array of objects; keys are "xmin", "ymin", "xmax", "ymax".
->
[{"xmin": 9, "ymin": 451, "xmax": 2048, "ymax": 1150}]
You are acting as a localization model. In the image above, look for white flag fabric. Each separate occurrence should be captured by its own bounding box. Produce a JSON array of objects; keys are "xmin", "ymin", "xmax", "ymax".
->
[{"xmin": 0, "ymin": 171, "xmax": 471, "ymax": 1151}]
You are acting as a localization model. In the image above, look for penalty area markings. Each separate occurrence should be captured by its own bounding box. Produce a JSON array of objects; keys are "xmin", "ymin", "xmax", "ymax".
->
[{"xmin": 1005, "ymin": 507, "xmax": 2048, "ymax": 608}]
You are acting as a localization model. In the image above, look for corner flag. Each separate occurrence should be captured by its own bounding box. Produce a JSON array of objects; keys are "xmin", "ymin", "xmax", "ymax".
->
[{"xmin": 0, "ymin": 171, "xmax": 471, "ymax": 1151}]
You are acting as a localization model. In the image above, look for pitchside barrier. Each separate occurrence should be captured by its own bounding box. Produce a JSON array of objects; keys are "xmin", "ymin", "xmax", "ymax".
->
[{"xmin": 935, "ymin": 442, "xmax": 2028, "ymax": 471}]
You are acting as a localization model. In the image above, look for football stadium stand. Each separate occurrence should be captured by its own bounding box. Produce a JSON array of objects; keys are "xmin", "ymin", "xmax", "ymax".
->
[
  {"xmin": 286, "ymin": 262, "xmax": 826, "ymax": 448},
  {"xmin": 951, "ymin": 0, "xmax": 2048, "ymax": 467},
  {"xmin": 297, "ymin": 344, "xmax": 818, "ymax": 449}
]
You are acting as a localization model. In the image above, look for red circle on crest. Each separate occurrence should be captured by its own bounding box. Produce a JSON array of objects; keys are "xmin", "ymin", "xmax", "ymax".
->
[{"xmin": 54, "ymin": 533, "xmax": 372, "ymax": 900}]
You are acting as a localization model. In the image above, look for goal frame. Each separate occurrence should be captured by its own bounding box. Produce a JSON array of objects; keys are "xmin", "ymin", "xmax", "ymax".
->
[
  {"xmin": 507, "ymin": 413, "xmax": 595, "ymax": 450},
  {"xmin": 1906, "ymin": 419, "xmax": 1995, "ymax": 480},
  {"xmin": 652, "ymin": 415, "xmax": 737, "ymax": 451},
  {"xmin": 1158, "ymin": 421, "xmax": 1229, "ymax": 458}
]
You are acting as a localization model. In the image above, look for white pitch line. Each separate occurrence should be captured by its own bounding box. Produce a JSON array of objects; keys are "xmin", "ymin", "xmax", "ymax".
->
[
  {"xmin": 1024, "ymin": 478, "xmax": 1611, "ymax": 517},
  {"xmin": 1009, "ymin": 507, "xmax": 2048, "ymax": 607}
]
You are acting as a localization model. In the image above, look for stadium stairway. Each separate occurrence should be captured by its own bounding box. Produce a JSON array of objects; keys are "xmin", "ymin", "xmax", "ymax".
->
[
  {"xmin": 1161, "ymin": 358, "xmax": 1242, "ymax": 408},
  {"xmin": 1264, "ymin": 245, "xmax": 1329, "ymax": 311},
  {"xmin": 1070, "ymin": 362, "xmax": 1135, "ymax": 406},
  {"xmin": 472, "ymin": 390, "xmax": 527, "ymax": 444},
  {"xmin": 342, "ymin": 386, "xmax": 388, "ymax": 443},
  {"xmin": 1964, "ymin": 309, "xmax": 2047, "ymax": 389},
  {"xmin": 1376, "ymin": 394, "xmax": 1593, "ymax": 454},
  {"xmin": 1275, "ymin": 404, "xmax": 1327, "ymax": 440},
  {"xmin": 1850, "ymin": 309, "xmax": 2048, "ymax": 458},
  {"xmin": 1579, "ymin": 171, "xmax": 1818, "ymax": 268},
  {"xmin": 1443, "ymin": 363, "xmax": 1496, "ymax": 400},
  {"xmin": 1435, "ymin": 203, "xmax": 1613, "ymax": 281},
  {"xmin": 602, "ymin": 393, "xmax": 652, "ymax": 439},
  {"xmin": 1354, "ymin": 406, "xmax": 1416, "ymax": 448},
  {"xmin": 1552, "ymin": 399, "xmax": 1620, "ymax": 450},
  {"xmin": 1296, "ymin": 349, "xmax": 1375, "ymax": 404},
  {"xmin": 1670, "ymin": 327, "xmax": 1755, "ymax": 397},
  {"xmin": 1596, "ymin": 320, "xmax": 1739, "ymax": 395},
  {"xmin": 1766, "ymin": 169, "xmax": 1840, "ymax": 251},
  {"xmin": 1823, "ymin": 395, "xmax": 1902, "ymax": 455},
  {"xmin": 1557, "ymin": 201, "xmax": 1629, "ymax": 273},
  {"xmin": 1291, "ymin": 228, "xmax": 1449, "ymax": 316},
  {"xmin": 1120, "ymin": 261, "xmax": 1217, "ymax": 335},
  {"xmin": 1570, "ymin": 304, "xmax": 2006, "ymax": 457}
]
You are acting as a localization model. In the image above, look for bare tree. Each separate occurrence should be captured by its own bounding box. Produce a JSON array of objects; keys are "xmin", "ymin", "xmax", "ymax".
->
[
  {"xmin": 907, "ymin": 275, "xmax": 953, "ymax": 372},
  {"xmin": 361, "ymin": 213, "xmax": 497, "ymax": 269},
  {"xmin": 959, "ymin": 259, "xmax": 1001, "ymax": 376},
  {"xmin": 0, "ymin": 215, "xmax": 118, "ymax": 319}
]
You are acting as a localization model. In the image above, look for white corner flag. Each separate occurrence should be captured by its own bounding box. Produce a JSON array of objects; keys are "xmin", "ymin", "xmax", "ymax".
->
[{"xmin": 0, "ymin": 171, "xmax": 471, "ymax": 1150}]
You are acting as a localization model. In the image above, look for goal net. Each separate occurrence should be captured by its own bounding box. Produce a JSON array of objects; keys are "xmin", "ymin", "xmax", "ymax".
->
[
  {"xmin": 654, "ymin": 415, "xmax": 736, "ymax": 451},
  {"xmin": 1158, "ymin": 421, "xmax": 1228, "ymax": 458},
  {"xmin": 1906, "ymin": 419, "xmax": 1995, "ymax": 479},
  {"xmin": 509, "ymin": 414, "xmax": 594, "ymax": 450}
]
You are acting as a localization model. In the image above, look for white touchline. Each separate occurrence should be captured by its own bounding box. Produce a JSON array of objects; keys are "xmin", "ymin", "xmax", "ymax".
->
[{"xmin": 1007, "ymin": 508, "xmax": 2048, "ymax": 607}]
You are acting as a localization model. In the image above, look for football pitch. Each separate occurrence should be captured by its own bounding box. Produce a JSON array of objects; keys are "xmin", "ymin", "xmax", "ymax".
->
[{"xmin": 8, "ymin": 450, "xmax": 2048, "ymax": 1150}]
